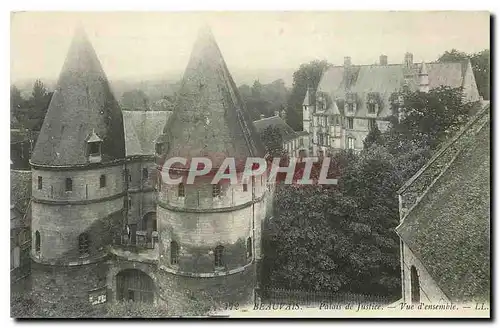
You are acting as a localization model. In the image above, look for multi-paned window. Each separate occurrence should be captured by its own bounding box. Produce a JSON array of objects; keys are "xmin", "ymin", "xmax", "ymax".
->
[
  {"xmin": 178, "ymin": 183, "xmax": 185, "ymax": 197},
  {"xmin": 212, "ymin": 184, "xmax": 221, "ymax": 198},
  {"xmin": 368, "ymin": 119, "xmax": 377, "ymax": 131},
  {"xmin": 347, "ymin": 118, "xmax": 354, "ymax": 129},
  {"xmin": 347, "ymin": 137, "xmax": 355, "ymax": 149},
  {"xmin": 214, "ymin": 245, "xmax": 224, "ymax": 267},
  {"xmin": 78, "ymin": 233, "xmax": 90, "ymax": 256}
]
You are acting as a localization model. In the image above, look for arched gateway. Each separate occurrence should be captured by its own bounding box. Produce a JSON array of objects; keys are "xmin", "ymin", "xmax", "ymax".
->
[{"xmin": 116, "ymin": 269, "xmax": 155, "ymax": 303}]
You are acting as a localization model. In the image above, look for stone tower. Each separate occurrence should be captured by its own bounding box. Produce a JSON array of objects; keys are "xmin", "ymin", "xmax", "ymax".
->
[
  {"xmin": 30, "ymin": 27, "xmax": 126, "ymax": 309},
  {"xmin": 155, "ymin": 27, "xmax": 270, "ymax": 307}
]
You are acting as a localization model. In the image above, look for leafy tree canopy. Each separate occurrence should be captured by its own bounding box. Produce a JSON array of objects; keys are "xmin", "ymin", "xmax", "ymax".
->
[{"xmin": 286, "ymin": 60, "xmax": 332, "ymax": 131}]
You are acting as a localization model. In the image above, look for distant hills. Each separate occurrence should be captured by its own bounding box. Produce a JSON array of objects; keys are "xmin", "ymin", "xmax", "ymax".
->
[{"xmin": 12, "ymin": 67, "xmax": 296, "ymax": 112}]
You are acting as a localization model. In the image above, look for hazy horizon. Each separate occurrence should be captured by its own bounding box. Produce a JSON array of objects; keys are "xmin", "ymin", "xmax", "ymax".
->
[{"xmin": 11, "ymin": 11, "xmax": 490, "ymax": 87}]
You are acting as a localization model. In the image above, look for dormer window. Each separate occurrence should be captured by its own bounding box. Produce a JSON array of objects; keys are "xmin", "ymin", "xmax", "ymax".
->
[
  {"xmin": 367, "ymin": 103, "xmax": 376, "ymax": 114},
  {"xmin": 155, "ymin": 142, "xmax": 164, "ymax": 155},
  {"xmin": 86, "ymin": 130, "xmax": 103, "ymax": 163},
  {"xmin": 89, "ymin": 142, "xmax": 100, "ymax": 156},
  {"xmin": 155, "ymin": 135, "xmax": 169, "ymax": 156}
]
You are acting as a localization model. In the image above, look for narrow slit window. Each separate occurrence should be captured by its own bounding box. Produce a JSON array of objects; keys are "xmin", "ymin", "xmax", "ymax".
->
[
  {"xmin": 243, "ymin": 184, "xmax": 248, "ymax": 192},
  {"xmin": 100, "ymin": 174, "xmax": 106, "ymax": 188},
  {"xmin": 37, "ymin": 176, "xmax": 42, "ymax": 190},
  {"xmin": 142, "ymin": 168, "xmax": 148, "ymax": 180},
  {"xmin": 170, "ymin": 241, "xmax": 179, "ymax": 265},
  {"xmin": 247, "ymin": 237, "xmax": 252, "ymax": 258},
  {"xmin": 35, "ymin": 231, "xmax": 40, "ymax": 254},
  {"xmin": 65, "ymin": 178, "xmax": 73, "ymax": 192}
]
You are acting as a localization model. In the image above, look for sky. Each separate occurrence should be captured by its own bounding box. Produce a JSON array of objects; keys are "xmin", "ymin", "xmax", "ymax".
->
[{"xmin": 10, "ymin": 11, "xmax": 490, "ymax": 86}]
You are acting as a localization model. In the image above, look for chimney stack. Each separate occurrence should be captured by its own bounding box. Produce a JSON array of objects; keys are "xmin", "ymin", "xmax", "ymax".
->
[
  {"xmin": 344, "ymin": 56, "xmax": 352, "ymax": 67},
  {"xmin": 379, "ymin": 55, "xmax": 388, "ymax": 66}
]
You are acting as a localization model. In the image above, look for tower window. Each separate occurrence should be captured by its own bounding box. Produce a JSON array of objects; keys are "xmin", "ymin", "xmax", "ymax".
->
[
  {"xmin": 35, "ymin": 231, "xmax": 40, "ymax": 254},
  {"xmin": 37, "ymin": 176, "xmax": 42, "ymax": 190},
  {"xmin": 178, "ymin": 183, "xmax": 185, "ymax": 197},
  {"xmin": 214, "ymin": 245, "xmax": 224, "ymax": 268},
  {"xmin": 246, "ymin": 237, "xmax": 252, "ymax": 258},
  {"xmin": 170, "ymin": 241, "xmax": 179, "ymax": 265},
  {"xmin": 100, "ymin": 174, "xmax": 106, "ymax": 188},
  {"xmin": 142, "ymin": 168, "xmax": 148, "ymax": 180},
  {"xmin": 347, "ymin": 118, "xmax": 354, "ymax": 129},
  {"xmin": 243, "ymin": 184, "xmax": 248, "ymax": 192},
  {"xmin": 65, "ymin": 178, "xmax": 73, "ymax": 192},
  {"xmin": 212, "ymin": 184, "xmax": 221, "ymax": 198},
  {"xmin": 347, "ymin": 103, "xmax": 354, "ymax": 112},
  {"xmin": 155, "ymin": 142, "xmax": 164, "ymax": 155},
  {"xmin": 78, "ymin": 233, "xmax": 90, "ymax": 257}
]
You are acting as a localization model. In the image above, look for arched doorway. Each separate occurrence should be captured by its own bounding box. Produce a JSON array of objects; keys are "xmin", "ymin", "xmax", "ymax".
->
[
  {"xmin": 116, "ymin": 269, "xmax": 155, "ymax": 303},
  {"xmin": 410, "ymin": 266, "xmax": 420, "ymax": 304}
]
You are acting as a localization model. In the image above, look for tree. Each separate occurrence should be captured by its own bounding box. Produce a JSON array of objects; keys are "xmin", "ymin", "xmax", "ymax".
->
[
  {"xmin": 390, "ymin": 86, "xmax": 478, "ymax": 150},
  {"xmin": 437, "ymin": 49, "xmax": 469, "ymax": 63},
  {"xmin": 238, "ymin": 79, "xmax": 290, "ymax": 120},
  {"xmin": 438, "ymin": 48, "xmax": 490, "ymax": 100},
  {"xmin": 121, "ymin": 89, "xmax": 150, "ymax": 110},
  {"xmin": 363, "ymin": 124, "xmax": 384, "ymax": 150},
  {"xmin": 10, "ymin": 85, "xmax": 23, "ymax": 127},
  {"xmin": 260, "ymin": 125, "xmax": 286, "ymax": 158},
  {"xmin": 286, "ymin": 60, "xmax": 332, "ymax": 131},
  {"xmin": 15, "ymin": 80, "xmax": 52, "ymax": 131},
  {"xmin": 470, "ymin": 49, "xmax": 490, "ymax": 100}
]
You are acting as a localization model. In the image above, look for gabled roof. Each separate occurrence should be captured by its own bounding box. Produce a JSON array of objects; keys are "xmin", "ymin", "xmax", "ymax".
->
[
  {"xmin": 31, "ymin": 27, "xmax": 126, "ymax": 166},
  {"xmin": 162, "ymin": 27, "xmax": 265, "ymax": 167},
  {"xmin": 253, "ymin": 116, "xmax": 298, "ymax": 142},
  {"xmin": 314, "ymin": 59, "xmax": 474, "ymax": 119},
  {"xmin": 123, "ymin": 110, "xmax": 172, "ymax": 156},
  {"xmin": 396, "ymin": 105, "xmax": 490, "ymax": 302}
]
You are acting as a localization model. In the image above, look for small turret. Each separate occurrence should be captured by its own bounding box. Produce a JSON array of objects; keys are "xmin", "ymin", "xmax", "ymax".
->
[{"xmin": 419, "ymin": 61, "xmax": 430, "ymax": 93}]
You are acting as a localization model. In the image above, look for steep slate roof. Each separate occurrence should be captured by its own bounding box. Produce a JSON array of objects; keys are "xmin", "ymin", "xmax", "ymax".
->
[
  {"xmin": 315, "ymin": 60, "xmax": 471, "ymax": 119},
  {"xmin": 396, "ymin": 106, "xmax": 490, "ymax": 302},
  {"xmin": 162, "ymin": 27, "xmax": 265, "ymax": 168},
  {"xmin": 31, "ymin": 27, "xmax": 125, "ymax": 166},
  {"xmin": 253, "ymin": 116, "xmax": 298, "ymax": 142},
  {"xmin": 122, "ymin": 110, "xmax": 172, "ymax": 156}
]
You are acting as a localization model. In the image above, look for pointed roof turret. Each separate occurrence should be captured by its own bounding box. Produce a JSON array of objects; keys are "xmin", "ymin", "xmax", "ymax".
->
[
  {"xmin": 162, "ymin": 26, "xmax": 265, "ymax": 168},
  {"xmin": 31, "ymin": 26, "xmax": 125, "ymax": 166},
  {"xmin": 419, "ymin": 61, "xmax": 429, "ymax": 76}
]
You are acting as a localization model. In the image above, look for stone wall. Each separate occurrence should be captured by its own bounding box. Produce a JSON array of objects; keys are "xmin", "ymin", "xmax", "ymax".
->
[{"xmin": 31, "ymin": 261, "xmax": 108, "ymax": 316}]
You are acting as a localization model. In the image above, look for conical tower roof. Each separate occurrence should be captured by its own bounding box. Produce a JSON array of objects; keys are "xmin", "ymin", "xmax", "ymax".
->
[
  {"xmin": 31, "ymin": 26, "xmax": 125, "ymax": 166},
  {"xmin": 162, "ymin": 27, "xmax": 265, "ymax": 168}
]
